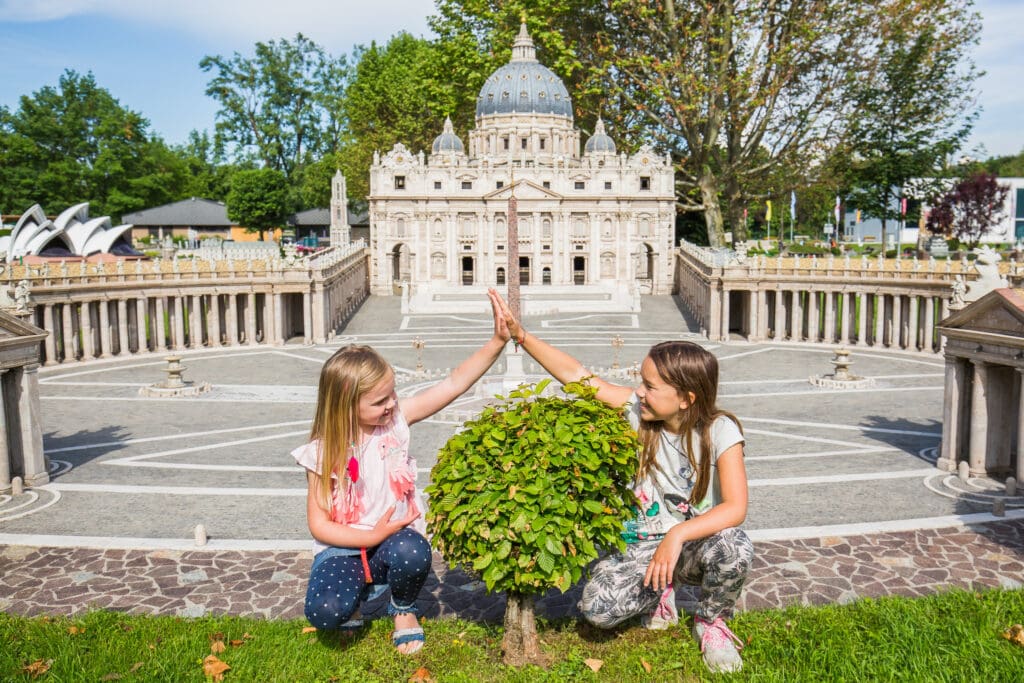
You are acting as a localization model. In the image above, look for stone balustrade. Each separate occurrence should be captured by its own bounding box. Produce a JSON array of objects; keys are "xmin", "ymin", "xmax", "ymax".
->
[
  {"xmin": 674, "ymin": 240, "xmax": 1024, "ymax": 353},
  {"xmin": 6, "ymin": 241, "xmax": 369, "ymax": 365}
]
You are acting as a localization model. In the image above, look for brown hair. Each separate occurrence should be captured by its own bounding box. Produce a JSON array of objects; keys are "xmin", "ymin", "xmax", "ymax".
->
[
  {"xmin": 636, "ymin": 341, "xmax": 741, "ymax": 505},
  {"xmin": 310, "ymin": 345, "xmax": 393, "ymax": 510}
]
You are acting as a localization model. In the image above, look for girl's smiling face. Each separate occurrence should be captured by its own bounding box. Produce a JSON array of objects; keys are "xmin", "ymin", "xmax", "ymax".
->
[
  {"xmin": 357, "ymin": 374, "xmax": 397, "ymax": 434},
  {"xmin": 635, "ymin": 356, "xmax": 691, "ymax": 432}
]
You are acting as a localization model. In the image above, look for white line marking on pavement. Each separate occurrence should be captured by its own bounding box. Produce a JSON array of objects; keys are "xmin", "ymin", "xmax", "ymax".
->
[
  {"xmin": 45, "ymin": 420, "xmax": 310, "ymax": 454},
  {"xmin": 43, "ymin": 396, "xmax": 314, "ymax": 404},
  {"xmin": 39, "ymin": 351, "xmax": 270, "ymax": 381},
  {"xmin": 717, "ymin": 348, "xmax": 775, "ymax": 361},
  {"xmin": 102, "ymin": 432, "xmax": 309, "ymax": 464},
  {"xmin": 43, "ymin": 483, "xmax": 304, "ymax": 496},
  {"xmin": 744, "ymin": 428, "xmax": 872, "ymax": 449},
  {"xmin": 749, "ymin": 468, "xmax": 936, "ymax": 486},
  {"xmin": 0, "ymin": 488, "xmax": 61, "ymax": 521},
  {"xmin": 745, "ymin": 447, "xmax": 902, "ymax": 461},
  {"xmin": 270, "ymin": 350, "xmax": 328, "ymax": 363},
  {"xmin": 723, "ymin": 385, "xmax": 943, "ymax": 398},
  {"xmin": 747, "ymin": 509, "xmax": 1024, "ymax": 542},
  {"xmin": 110, "ymin": 463, "xmax": 298, "ymax": 472},
  {"xmin": 542, "ymin": 314, "xmax": 638, "ymax": 328},
  {"xmin": 720, "ymin": 373, "xmax": 943, "ymax": 386},
  {"xmin": 740, "ymin": 417, "xmax": 941, "ymax": 438}
]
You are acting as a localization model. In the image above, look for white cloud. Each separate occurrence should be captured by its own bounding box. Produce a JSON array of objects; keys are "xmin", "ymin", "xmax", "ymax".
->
[{"xmin": 0, "ymin": 0, "xmax": 436, "ymax": 51}]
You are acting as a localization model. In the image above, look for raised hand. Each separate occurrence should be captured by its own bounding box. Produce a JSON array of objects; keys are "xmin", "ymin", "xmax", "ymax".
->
[
  {"xmin": 488, "ymin": 288, "xmax": 522, "ymax": 343},
  {"xmin": 488, "ymin": 287, "xmax": 512, "ymax": 343}
]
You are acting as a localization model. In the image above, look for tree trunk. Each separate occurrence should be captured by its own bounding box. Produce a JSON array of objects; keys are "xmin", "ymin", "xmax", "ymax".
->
[
  {"xmin": 699, "ymin": 173, "xmax": 726, "ymax": 247},
  {"xmin": 724, "ymin": 177, "xmax": 746, "ymax": 242},
  {"xmin": 502, "ymin": 592, "xmax": 549, "ymax": 668}
]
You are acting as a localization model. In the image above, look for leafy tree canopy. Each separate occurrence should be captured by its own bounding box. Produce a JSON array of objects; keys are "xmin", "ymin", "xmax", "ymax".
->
[
  {"xmin": 226, "ymin": 168, "xmax": 289, "ymax": 241},
  {"xmin": 0, "ymin": 70, "xmax": 189, "ymax": 219},
  {"xmin": 925, "ymin": 171, "xmax": 1009, "ymax": 248}
]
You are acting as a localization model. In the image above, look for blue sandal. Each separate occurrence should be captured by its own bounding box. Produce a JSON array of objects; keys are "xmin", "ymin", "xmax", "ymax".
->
[{"xmin": 392, "ymin": 627, "xmax": 425, "ymax": 655}]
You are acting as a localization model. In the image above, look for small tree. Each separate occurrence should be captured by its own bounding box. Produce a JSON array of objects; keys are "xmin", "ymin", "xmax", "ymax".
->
[
  {"xmin": 926, "ymin": 172, "xmax": 1009, "ymax": 249},
  {"xmin": 427, "ymin": 379, "xmax": 639, "ymax": 667},
  {"xmin": 226, "ymin": 168, "xmax": 288, "ymax": 241}
]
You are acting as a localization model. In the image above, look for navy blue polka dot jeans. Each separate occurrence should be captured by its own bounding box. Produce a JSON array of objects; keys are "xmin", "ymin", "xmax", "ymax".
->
[{"xmin": 304, "ymin": 528, "xmax": 431, "ymax": 630}]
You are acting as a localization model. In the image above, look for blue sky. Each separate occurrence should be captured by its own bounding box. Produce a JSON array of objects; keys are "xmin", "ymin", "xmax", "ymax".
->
[{"xmin": 1, "ymin": 0, "xmax": 1021, "ymax": 158}]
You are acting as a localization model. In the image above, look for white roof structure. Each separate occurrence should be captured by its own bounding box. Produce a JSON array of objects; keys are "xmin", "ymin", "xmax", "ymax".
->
[{"xmin": 0, "ymin": 203, "xmax": 135, "ymax": 263}]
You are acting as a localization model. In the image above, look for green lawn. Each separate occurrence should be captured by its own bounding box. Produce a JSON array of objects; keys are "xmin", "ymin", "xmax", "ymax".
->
[{"xmin": 2, "ymin": 589, "xmax": 1022, "ymax": 682}]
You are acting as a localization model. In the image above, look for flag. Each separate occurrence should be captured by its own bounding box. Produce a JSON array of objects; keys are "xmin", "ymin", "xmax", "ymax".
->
[
  {"xmin": 743, "ymin": 207, "xmax": 748, "ymax": 222},
  {"xmin": 765, "ymin": 200, "xmax": 772, "ymax": 223},
  {"xmin": 834, "ymin": 195, "xmax": 841, "ymax": 225},
  {"xmin": 855, "ymin": 209, "xmax": 861, "ymax": 224},
  {"xmin": 900, "ymin": 197, "xmax": 907, "ymax": 215},
  {"xmin": 790, "ymin": 190, "xmax": 796, "ymax": 220}
]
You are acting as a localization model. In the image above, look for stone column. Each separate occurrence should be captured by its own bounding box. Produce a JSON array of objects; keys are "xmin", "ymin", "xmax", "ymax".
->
[
  {"xmin": 173, "ymin": 296, "xmax": 185, "ymax": 349},
  {"xmin": 275, "ymin": 293, "xmax": 285, "ymax": 346},
  {"xmin": 117, "ymin": 299, "xmax": 129, "ymax": 356},
  {"xmin": 303, "ymin": 291, "xmax": 313, "ymax": 345},
  {"xmin": 874, "ymin": 294, "xmax": 885, "ymax": 347},
  {"xmin": 937, "ymin": 356, "xmax": 966, "ymax": 472},
  {"xmin": 97, "ymin": 299, "xmax": 112, "ymax": 358},
  {"xmin": 708, "ymin": 284, "xmax": 722, "ymax": 342},
  {"xmin": 246, "ymin": 292, "xmax": 258, "ymax": 346},
  {"xmin": 856, "ymin": 293, "xmax": 868, "ymax": 347},
  {"xmin": 191, "ymin": 295, "xmax": 203, "ymax": 348},
  {"xmin": 209, "ymin": 294, "xmax": 222, "ymax": 347},
  {"xmin": 43, "ymin": 305, "xmax": 57, "ymax": 365},
  {"xmin": 0, "ymin": 369, "xmax": 10, "ymax": 491},
  {"xmin": 136, "ymin": 297, "xmax": 149, "ymax": 353},
  {"xmin": 968, "ymin": 360, "xmax": 989, "ymax": 476},
  {"xmin": 840, "ymin": 291, "xmax": 851, "ymax": 344},
  {"xmin": 891, "ymin": 294, "xmax": 903, "ymax": 348},
  {"xmin": 80, "ymin": 302, "xmax": 95, "ymax": 360},
  {"xmin": 773, "ymin": 288, "xmax": 785, "ymax": 340},
  {"xmin": 227, "ymin": 294, "xmax": 240, "ymax": 346},
  {"xmin": 62, "ymin": 302, "xmax": 76, "ymax": 361},
  {"xmin": 923, "ymin": 296, "xmax": 936, "ymax": 353},
  {"xmin": 720, "ymin": 286, "xmax": 730, "ymax": 342},
  {"xmin": 16, "ymin": 364, "xmax": 48, "ymax": 486},
  {"xmin": 823, "ymin": 292, "xmax": 835, "ymax": 344},
  {"xmin": 1017, "ymin": 369, "xmax": 1024, "ymax": 481},
  {"xmin": 908, "ymin": 295, "xmax": 920, "ymax": 351},
  {"xmin": 790, "ymin": 289, "xmax": 802, "ymax": 342},
  {"xmin": 155, "ymin": 297, "xmax": 167, "ymax": 351},
  {"xmin": 807, "ymin": 290, "xmax": 819, "ymax": 343}
]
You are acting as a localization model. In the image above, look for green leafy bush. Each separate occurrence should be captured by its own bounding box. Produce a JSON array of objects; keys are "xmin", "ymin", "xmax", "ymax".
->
[{"xmin": 426, "ymin": 378, "xmax": 638, "ymax": 665}]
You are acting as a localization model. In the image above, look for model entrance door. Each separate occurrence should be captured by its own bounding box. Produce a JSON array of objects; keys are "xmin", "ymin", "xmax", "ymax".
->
[{"xmin": 461, "ymin": 256, "xmax": 474, "ymax": 285}]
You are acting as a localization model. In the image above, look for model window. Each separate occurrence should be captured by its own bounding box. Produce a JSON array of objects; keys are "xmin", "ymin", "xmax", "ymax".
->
[
  {"xmin": 462, "ymin": 181, "xmax": 472, "ymax": 190},
  {"xmin": 496, "ymin": 181, "xmax": 504, "ymax": 189},
  {"xmin": 503, "ymin": 137, "xmax": 510, "ymax": 150},
  {"xmin": 640, "ymin": 176, "xmax": 651, "ymax": 190},
  {"xmin": 521, "ymin": 138, "xmax": 528, "ymax": 150},
  {"xmin": 394, "ymin": 176, "xmax": 405, "ymax": 190},
  {"xmin": 574, "ymin": 181, "xmax": 585, "ymax": 190},
  {"xmin": 539, "ymin": 138, "xmax": 546, "ymax": 150},
  {"xmin": 604, "ymin": 181, "xmax": 612, "ymax": 190},
  {"xmin": 434, "ymin": 181, "xmax": 442, "ymax": 190},
  {"xmin": 542, "ymin": 181, "xmax": 550, "ymax": 189}
]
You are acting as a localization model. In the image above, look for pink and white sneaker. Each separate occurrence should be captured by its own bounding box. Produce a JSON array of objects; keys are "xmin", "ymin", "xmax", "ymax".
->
[
  {"xmin": 641, "ymin": 586, "xmax": 679, "ymax": 630},
  {"xmin": 692, "ymin": 615, "xmax": 744, "ymax": 673}
]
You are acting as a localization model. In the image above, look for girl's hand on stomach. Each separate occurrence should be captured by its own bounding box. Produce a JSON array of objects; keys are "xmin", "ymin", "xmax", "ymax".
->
[{"xmin": 370, "ymin": 504, "xmax": 421, "ymax": 544}]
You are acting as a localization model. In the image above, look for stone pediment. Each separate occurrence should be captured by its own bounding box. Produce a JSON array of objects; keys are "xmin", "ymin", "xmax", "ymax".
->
[
  {"xmin": 483, "ymin": 179, "xmax": 562, "ymax": 201},
  {"xmin": 940, "ymin": 288, "xmax": 1024, "ymax": 339},
  {"xmin": 0, "ymin": 309, "xmax": 46, "ymax": 339}
]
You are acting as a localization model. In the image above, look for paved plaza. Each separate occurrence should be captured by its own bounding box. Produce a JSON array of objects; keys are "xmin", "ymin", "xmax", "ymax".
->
[{"xmin": 2, "ymin": 295, "xmax": 1022, "ymax": 622}]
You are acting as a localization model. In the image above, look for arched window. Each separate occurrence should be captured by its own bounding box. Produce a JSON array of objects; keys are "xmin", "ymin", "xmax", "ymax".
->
[
  {"xmin": 496, "ymin": 267, "xmax": 506, "ymax": 285},
  {"xmin": 433, "ymin": 218, "xmax": 444, "ymax": 240},
  {"xmin": 496, "ymin": 217, "xmax": 507, "ymax": 240},
  {"xmin": 542, "ymin": 218, "xmax": 552, "ymax": 239},
  {"xmin": 431, "ymin": 252, "xmax": 446, "ymax": 278},
  {"xmin": 396, "ymin": 217, "xmax": 405, "ymax": 237}
]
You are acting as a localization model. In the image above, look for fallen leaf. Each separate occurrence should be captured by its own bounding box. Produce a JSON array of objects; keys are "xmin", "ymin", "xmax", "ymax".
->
[
  {"xmin": 243, "ymin": 633, "xmax": 254, "ymax": 640},
  {"xmin": 210, "ymin": 632, "xmax": 225, "ymax": 642},
  {"xmin": 210, "ymin": 640, "xmax": 226, "ymax": 654},
  {"xmin": 68, "ymin": 625, "xmax": 85, "ymax": 635},
  {"xmin": 301, "ymin": 626, "xmax": 317, "ymax": 634},
  {"xmin": 408, "ymin": 667, "xmax": 434, "ymax": 682},
  {"xmin": 584, "ymin": 658, "xmax": 603, "ymax": 672},
  {"xmin": 229, "ymin": 640, "xmax": 244, "ymax": 648},
  {"xmin": 640, "ymin": 658, "xmax": 652, "ymax": 673},
  {"xmin": 129, "ymin": 662, "xmax": 143, "ymax": 673},
  {"xmin": 22, "ymin": 659, "xmax": 53, "ymax": 678},
  {"xmin": 100, "ymin": 673, "xmax": 122, "ymax": 681},
  {"xmin": 203, "ymin": 655, "xmax": 230, "ymax": 682},
  {"xmin": 1001, "ymin": 623, "xmax": 1024, "ymax": 646}
]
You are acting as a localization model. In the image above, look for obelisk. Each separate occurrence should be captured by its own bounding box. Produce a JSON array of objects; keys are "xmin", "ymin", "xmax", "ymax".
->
[{"xmin": 504, "ymin": 173, "xmax": 526, "ymax": 385}]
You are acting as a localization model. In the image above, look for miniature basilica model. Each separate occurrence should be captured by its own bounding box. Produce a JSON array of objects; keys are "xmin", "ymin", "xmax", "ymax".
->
[{"xmin": 364, "ymin": 25, "xmax": 675, "ymax": 307}]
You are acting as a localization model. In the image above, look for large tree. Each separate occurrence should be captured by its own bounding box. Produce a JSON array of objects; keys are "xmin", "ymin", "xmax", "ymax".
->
[
  {"xmin": 226, "ymin": 168, "xmax": 289, "ymax": 241},
  {"xmin": 846, "ymin": 0, "xmax": 981, "ymax": 250},
  {"xmin": 0, "ymin": 70, "xmax": 188, "ymax": 218},
  {"xmin": 200, "ymin": 35, "xmax": 349, "ymax": 184},
  {"xmin": 925, "ymin": 171, "xmax": 1009, "ymax": 249}
]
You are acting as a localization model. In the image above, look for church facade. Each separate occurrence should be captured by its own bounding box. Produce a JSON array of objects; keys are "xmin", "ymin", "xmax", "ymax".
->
[{"xmin": 365, "ymin": 25, "xmax": 676, "ymax": 299}]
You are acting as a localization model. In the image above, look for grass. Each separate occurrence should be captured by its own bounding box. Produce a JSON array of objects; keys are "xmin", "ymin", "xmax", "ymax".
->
[{"xmin": 2, "ymin": 589, "xmax": 1022, "ymax": 682}]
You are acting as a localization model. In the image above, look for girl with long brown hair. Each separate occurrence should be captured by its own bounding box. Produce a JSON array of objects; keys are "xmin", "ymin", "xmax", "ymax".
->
[{"xmin": 489, "ymin": 289, "xmax": 754, "ymax": 674}]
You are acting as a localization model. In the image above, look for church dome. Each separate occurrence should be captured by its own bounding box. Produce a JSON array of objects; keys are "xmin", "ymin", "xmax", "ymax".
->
[
  {"xmin": 475, "ymin": 24, "xmax": 573, "ymax": 120},
  {"xmin": 584, "ymin": 118, "xmax": 616, "ymax": 154},
  {"xmin": 431, "ymin": 116, "xmax": 464, "ymax": 154}
]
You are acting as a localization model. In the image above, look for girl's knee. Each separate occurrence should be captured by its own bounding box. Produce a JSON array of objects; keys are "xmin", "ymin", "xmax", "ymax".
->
[
  {"xmin": 304, "ymin": 593, "xmax": 359, "ymax": 630},
  {"xmin": 704, "ymin": 527, "xmax": 754, "ymax": 577},
  {"xmin": 389, "ymin": 529, "xmax": 432, "ymax": 572}
]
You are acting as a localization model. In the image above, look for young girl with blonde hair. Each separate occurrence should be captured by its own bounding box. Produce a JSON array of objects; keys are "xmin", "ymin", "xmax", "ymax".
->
[
  {"xmin": 489, "ymin": 289, "xmax": 754, "ymax": 673},
  {"xmin": 293, "ymin": 297, "xmax": 509, "ymax": 654}
]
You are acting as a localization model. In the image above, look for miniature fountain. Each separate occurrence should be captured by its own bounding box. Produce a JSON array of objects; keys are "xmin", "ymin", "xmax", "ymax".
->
[
  {"xmin": 809, "ymin": 347, "xmax": 875, "ymax": 389},
  {"xmin": 138, "ymin": 356, "xmax": 211, "ymax": 397}
]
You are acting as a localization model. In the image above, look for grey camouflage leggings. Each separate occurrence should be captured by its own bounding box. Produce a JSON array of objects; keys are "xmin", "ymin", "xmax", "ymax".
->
[{"xmin": 578, "ymin": 527, "xmax": 754, "ymax": 628}]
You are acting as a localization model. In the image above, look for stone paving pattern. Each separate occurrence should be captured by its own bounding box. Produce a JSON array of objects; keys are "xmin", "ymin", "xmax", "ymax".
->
[{"xmin": 3, "ymin": 520, "xmax": 1021, "ymax": 623}]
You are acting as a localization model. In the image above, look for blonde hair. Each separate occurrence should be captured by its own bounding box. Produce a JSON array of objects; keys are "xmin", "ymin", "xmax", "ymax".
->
[
  {"xmin": 636, "ymin": 341, "xmax": 741, "ymax": 505},
  {"xmin": 310, "ymin": 345, "xmax": 393, "ymax": 510}
]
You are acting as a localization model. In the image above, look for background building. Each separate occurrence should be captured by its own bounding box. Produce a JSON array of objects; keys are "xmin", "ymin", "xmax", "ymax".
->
[{"xmin": 365, "ymin": 25, "xmax": 675, "ymax": 306}]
